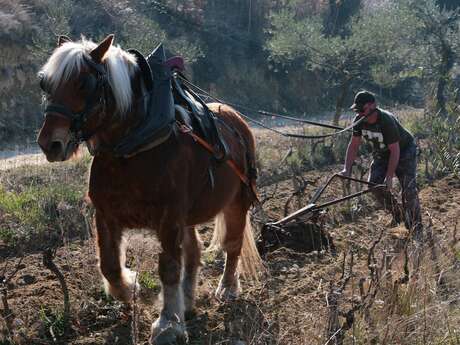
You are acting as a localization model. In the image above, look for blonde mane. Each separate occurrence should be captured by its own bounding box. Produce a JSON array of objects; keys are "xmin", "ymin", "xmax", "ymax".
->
[{"xmin": 40, "ymin": 38, "xmax": 138, "ymax": 115}]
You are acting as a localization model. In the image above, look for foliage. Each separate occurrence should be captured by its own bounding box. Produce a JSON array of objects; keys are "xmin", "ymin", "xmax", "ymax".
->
[
  {"xmin": 322, "ymin": 0, "xmax": 361, "ymax": 37},
  {"xmin": 395, "ymin": 0, "xmax": 460, "ymax": 113},
  {"xmin": 4, "ymin": 0, "xmax": 460, "ymax": 143},
  {"xmin": 0, "ymin": 183, "xmax": 82, "ymax": 246},
  {"xmin": 0, "ymin": 0, "xmax": 34, "ymax": 42},
  {"xmin": 266, "ymin": 0, "xmax": 415, "ymax": 123},
  {"xmin": 93, "ymin": 1, "xmax": 204, "ymax": 63},
  {"xmin": 408, "ymin": 98, "xmax": 460, "ymax": 179},
  {"xmin": 424, "ymin": 113, "xmax": 460, "ymax": 178},
  {"xmin": 39, "ymin": 306, "xmax": 67, "ymax": 341},
  {"xmin": 266, "ymin": 0, "xmax": 460, "ymax": 119},
  {"xmin": 0, "ymin": 159, "xmax": 90, "ymax": 249},
  {"xmin": 139, "ymin": 271, "xmax": 160, "ymax": 291},
  {"xmin": 0, "ymin": 0, "xmax": 206, "ymax": 143}
]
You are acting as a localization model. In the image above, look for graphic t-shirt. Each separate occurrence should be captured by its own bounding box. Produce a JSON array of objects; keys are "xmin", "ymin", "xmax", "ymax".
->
[{"xmin": 352, "ymin": 109, "xmax": 414, "ymax": 158}]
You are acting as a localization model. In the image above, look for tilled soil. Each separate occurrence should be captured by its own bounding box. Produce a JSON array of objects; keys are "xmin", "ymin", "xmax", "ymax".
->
[{"xmin": 1, "ymin": 158, "xmax": 459, "ymax": 344}]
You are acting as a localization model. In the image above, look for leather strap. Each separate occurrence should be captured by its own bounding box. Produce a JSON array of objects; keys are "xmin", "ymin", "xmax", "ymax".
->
[
  {"xmin": 177, "ymin": 122, "xmax": 250, "ymax": 187},
  {"xmin": 121, "ymin": 125, "xmax": 173, "ymax": 158}
]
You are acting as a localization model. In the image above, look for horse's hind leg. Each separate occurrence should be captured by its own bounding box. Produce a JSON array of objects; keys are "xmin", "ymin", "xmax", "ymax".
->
[
  {"xmin": 182, "ymin": 226, "xmax": 202, "ymax": 317},
  {"xmin": 215, "ymin": 201, "xmax": 249, "ymax": 300},
  {"xmin": 95, "ymin": 212, "xmax": 138, "ymax": 303}
]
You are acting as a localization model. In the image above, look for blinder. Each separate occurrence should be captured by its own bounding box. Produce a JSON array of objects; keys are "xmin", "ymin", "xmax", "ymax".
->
[
  {"xmin": 39, "ymin": 72, "xmax": 52, "ymax": 94},
  {"xmin": 39, "ymin": 54, "xmax": 108, "ymax": 143}
]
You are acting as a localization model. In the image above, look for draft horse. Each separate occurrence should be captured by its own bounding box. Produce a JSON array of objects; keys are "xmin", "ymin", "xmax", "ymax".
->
[{"xmin": 37, "ymin": 34, "xmax": 262, "ymax": 344}]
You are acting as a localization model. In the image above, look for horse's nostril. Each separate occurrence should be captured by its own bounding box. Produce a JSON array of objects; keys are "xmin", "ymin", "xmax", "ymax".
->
[{"xmin": 49, "ymin": 140, "xmax": 64, "ymax": 154}]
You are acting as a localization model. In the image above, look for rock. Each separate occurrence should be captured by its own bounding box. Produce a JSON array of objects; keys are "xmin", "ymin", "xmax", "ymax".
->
[
  {"xmin": 18, "ymin": 274, "xmax": 36, "ymax": 285},
  {"xmin": 233, "ymin": 341, "xmax": 246, "ymax": 345}
]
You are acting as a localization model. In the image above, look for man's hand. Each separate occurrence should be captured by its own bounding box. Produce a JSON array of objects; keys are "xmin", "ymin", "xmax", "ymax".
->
[
  {"xmin": 384, "ymin": 175, "xmax": 393, "ymax": 191},
  {"xmin": 339, "ymin": 168, "xmax": 351, "ymax": 177}
]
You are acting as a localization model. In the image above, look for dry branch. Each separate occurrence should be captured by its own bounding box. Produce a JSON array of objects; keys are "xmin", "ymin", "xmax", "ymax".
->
[
  {"xmin": 42, "ymin": 248, "xmax": 71, "ymax": 331},
  {"xmin": 1, "ymin": 256, "xmax": 24, "ymax": 337}
]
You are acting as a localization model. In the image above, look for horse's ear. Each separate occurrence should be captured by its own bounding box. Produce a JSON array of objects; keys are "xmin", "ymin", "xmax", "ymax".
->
[
  {"xmin": 58, "ymin": 35, "xmax": 71, "ymax": 47},
  {"xmin": 90, "ymin": 34, "xmax": 114, "ymax": 63}
]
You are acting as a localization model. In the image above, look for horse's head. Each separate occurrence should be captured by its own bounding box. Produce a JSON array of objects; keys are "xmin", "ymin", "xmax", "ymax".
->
[{"xmin": 37, "ymin": 35, "xmax": 137, "ymax": 161}]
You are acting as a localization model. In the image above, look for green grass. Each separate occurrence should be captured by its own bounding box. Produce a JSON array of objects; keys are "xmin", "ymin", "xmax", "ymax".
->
[
  {"xmin": 139, "ymin": 271, "xmax": 160, "ymax": 291},
  {"xmin": 0, "ymin": 157, "xmax": 90, "ymax": 248},
  {"xmin": 39, "ymin": 306, "xmax": 67, "ymax": 341},
  {"xmin": 0, "ymin": 184, "xmax": 83, "ymax": 245}
]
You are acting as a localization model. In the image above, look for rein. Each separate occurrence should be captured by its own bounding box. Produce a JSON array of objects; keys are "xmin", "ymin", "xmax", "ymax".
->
[
  {"xmin": 40, "ymin": 55, "xmax": 109, "ymax": 144},
  {"xmin": 177, "ymin": 75, "xmax": 365, "ymax": 139}
]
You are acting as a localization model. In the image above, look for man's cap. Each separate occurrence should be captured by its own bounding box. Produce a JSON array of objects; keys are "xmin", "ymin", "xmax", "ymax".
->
[{"xmin": 350, "ymin": 91, "xmax": 375, "ymax": 110}]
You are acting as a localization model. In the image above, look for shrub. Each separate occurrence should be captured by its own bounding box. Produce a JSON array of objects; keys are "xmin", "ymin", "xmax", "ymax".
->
[{"xmin": 409, "ymin": 106, "xmax": 460, "ymax": 180}]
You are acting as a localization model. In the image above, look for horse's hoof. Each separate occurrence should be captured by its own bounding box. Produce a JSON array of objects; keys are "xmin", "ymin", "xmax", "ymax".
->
[
  {"xmin": 150, "ymin": 315, "xmax": 188, "ymax": 345},
  {"xmin": 103, "ymin": 269, "xmax": 142, "ymax": 303},
  {"xmin": 215, "ymin": 278, "xmax": 240, "ymax": 301},
  {"xmin": 104, "ymin": 282, "xmax": 141, "ymax": 303},
  {"xmin": 150, "ymin": 325, "xmax": 188, "ymax": 345}
]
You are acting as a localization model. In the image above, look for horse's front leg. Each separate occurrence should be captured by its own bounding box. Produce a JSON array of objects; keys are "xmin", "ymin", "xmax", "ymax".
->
[
  {"xmin": 150, "ymin": 222, "xmax": 188, "ymax": 344},
  {"xmin": 95, "ymin": 211, "xmax": 138, "ymax": 303}
]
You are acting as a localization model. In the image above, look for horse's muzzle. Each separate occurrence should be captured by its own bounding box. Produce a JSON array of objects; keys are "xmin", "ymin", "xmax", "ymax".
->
[{"xmin": 39, "ymin": 138, "xmax": 69, "ymax": 162}]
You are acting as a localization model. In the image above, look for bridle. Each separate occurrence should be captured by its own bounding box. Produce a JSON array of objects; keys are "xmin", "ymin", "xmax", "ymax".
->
[{"xmin": 39, "ymin": 54, "xmax": 109, "ymax": 144}]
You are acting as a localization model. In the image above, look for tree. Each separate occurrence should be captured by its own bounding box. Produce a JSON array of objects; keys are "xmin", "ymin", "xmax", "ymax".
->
[
  {"xmin": 402, "ymin": 0, "xmax": 460, "ymax": 115},
  {"xmin": 266, "ymin": 1, "xmax": 408, "ymax": 124}
]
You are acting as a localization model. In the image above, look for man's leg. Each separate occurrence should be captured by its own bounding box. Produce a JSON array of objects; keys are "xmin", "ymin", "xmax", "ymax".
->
[
  {"xmin": 396, "ymin": 145, "xmax": 423, "ymax": 240},
  {"xmin": 369, "ymin": 158, "xmax": 404, "ymax": 224}
]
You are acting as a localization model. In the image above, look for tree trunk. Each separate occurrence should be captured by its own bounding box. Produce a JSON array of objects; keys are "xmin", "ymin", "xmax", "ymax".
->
[
  {"xmin": 333, "ymin": 74, "xmax": 351, "ymax": 126},
  {"xmin": 325, "ymin": 0, "xmax": 339, "ymax": 36},
  {"xmin": 435, "ymin": 41, "xmax": 454, "ymax": 116}
]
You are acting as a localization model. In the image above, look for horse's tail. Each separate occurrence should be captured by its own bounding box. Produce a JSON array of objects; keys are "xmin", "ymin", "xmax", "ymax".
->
[
  {"xmin": 239, "ymin": 213, "xmax": 264, "ymax": 280},
  {"xmin": 208, "ymin": 213, "xmax": 264, "ymax": 281}
]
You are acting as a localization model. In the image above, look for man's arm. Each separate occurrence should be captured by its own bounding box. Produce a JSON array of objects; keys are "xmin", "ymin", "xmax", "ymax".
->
[
  {"xmin": 341, "ymin": 135, "xmax": 362, "ymax": 176},
  {"xmin": 385, "ymin": 142, "xmax": 400, "ymax": 189}
]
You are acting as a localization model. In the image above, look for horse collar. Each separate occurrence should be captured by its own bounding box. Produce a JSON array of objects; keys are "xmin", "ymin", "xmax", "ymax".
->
[{"xmin": 112, "ymin": 45, "xmax": 176, "ymax": 157}]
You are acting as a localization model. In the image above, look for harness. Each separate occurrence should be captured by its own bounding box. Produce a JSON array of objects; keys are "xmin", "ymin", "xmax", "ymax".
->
[
  {"xmin": 39, "ymin": 55, "xmax": 109, "ymax": 145},
  {"xmin": 113, "ymin": 45, "xmax": 176, "ymax": 157},
  {"xmin": 39, "ymin": 44, "xmax": 254, "ymax": 194}
]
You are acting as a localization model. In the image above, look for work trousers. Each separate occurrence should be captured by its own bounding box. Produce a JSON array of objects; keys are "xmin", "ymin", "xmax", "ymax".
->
[{"xmin": 369, "ymin": 144, "xmax": 423, "ymax": 239}]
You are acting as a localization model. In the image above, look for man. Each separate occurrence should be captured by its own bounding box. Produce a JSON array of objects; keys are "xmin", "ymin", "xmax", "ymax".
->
[{"xmin": 340, "ymin": 91, "xmax": 422, "ymax": 240}]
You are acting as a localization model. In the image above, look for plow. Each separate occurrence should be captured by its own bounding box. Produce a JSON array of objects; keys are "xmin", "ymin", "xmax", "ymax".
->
[
  {"xmin": 257, "ymin": 174, "xmax": 387, "ymax": 254},
  {"xmin": 267, "ymin": 174, "xmax": 385, "ymax": 227}
]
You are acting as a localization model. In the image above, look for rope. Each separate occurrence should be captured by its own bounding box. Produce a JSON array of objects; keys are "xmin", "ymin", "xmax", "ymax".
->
[{"xmin": 177, "ymin": 75, "xmax": 365, "ymax": 140}]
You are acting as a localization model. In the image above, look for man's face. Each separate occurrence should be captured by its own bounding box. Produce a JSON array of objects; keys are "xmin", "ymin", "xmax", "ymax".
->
[{"xmin": 355, "ymin": 102, "xmax": 376, "ymax": 117}]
